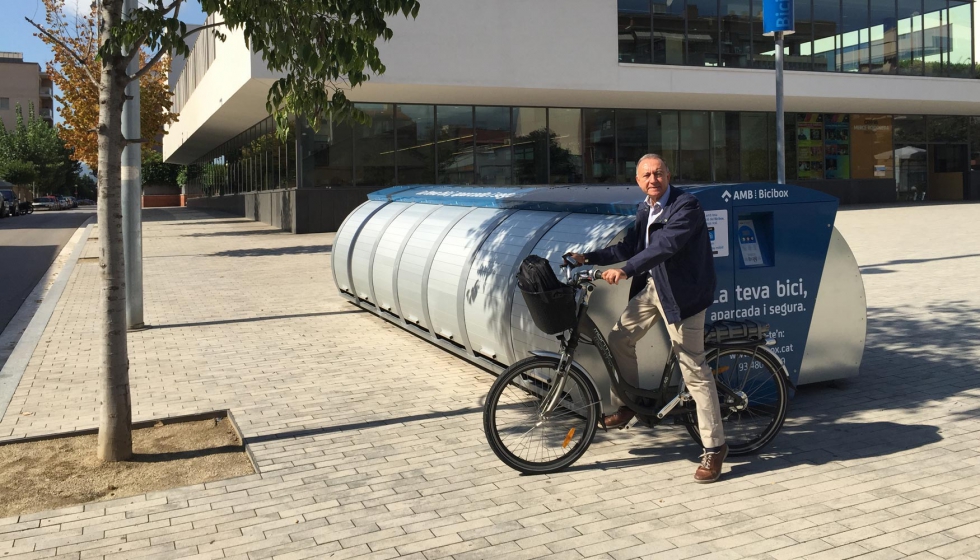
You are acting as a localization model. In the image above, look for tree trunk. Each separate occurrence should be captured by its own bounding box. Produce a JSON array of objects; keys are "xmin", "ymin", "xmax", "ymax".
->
[{"xmin": 96, "ymin": 0, "xmax": 133, "ymax": 462}]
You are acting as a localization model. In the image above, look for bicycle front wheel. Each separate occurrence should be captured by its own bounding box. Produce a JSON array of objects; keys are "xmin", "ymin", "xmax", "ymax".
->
[
  {"xmin": 685, "ymin": 347, "xmax": 788, "ymax": 456},
  {"xmin": 483, "ymin": 356, "xmax": 600, "ymax": 475}
]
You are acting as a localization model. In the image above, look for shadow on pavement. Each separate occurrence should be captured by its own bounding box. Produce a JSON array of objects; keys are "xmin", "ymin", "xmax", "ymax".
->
[
  {"xmin": 210, "ymin": 245, "xmax": 332, "ymax": 257},
  {"xmin": 860, "ymin": 252, "xmax": 980, "ymax": 275},
  {"xmin": 153, "ymin": 309, "xmax": 364, "ymax": 330},
  {"xmin": 185, "ymin": 229, "xmax": 286, "ymax": 237},
  {"xmin": 560, "ymin": 300, "xmax": 976, "ymax": 475},
  {"xmin": 244, "ymin": 407, "xmax": 483, "ymax": 445}
]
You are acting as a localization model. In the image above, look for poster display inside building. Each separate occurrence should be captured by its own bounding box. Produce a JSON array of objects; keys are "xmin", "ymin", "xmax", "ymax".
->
[
  {"xmin": 796, "ymin": 113, "xmax": 824, "ymax": 179},
  {"xmin": 851, "ymin": 115, "xmax": 894, "ymax": 179},
  {"xmin": 824, "ymin": 114, "xmax": 850, "ymax": 179}
]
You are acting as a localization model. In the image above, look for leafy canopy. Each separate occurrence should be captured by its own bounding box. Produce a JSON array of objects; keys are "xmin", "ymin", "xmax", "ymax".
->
[
  {"xmin": 35, "ymin": 0, "xmax": 179, "ymax": 171},
  {"xmin": 103, "ymin": 0, "xmax": 421, "ymax": 138},
  {"xmin": 0, "ymin": 104, "xmax": 81, "ymax": 193}
]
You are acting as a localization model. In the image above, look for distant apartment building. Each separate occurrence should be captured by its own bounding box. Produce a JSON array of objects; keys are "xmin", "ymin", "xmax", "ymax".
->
[{"xmin": 0, "ymin": 52, "xmax": 54, "ymax": 131}]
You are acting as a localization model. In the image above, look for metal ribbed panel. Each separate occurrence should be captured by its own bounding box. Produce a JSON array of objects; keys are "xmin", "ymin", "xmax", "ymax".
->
[
  {"xmin": 332, "ymin": 201, "xmax": 385, "ymax": 293},
  {"xmin": 463, "ymin": 210, "xmax": 559, "ymax": 363},
  {"xmin": 427, "ymin": 208, "xmax": 509, "ymax": 343},
  {"xmin": 349, "ymin": 203, "xmax": 410, "ymax": 302},
  {"xmin": 372, "ymin": 204, "xmax": 438, "ymax": 314},
  {"xmin": 511, "ymin": 214, "xmax": 635, "ymax": 360},
  {"xmin": 397, "ymin": 206, "xmax": 472, "ymax": 327}
]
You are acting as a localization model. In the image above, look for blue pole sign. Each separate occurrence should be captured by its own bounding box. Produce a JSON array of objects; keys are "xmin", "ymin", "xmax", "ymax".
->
[{"xmin": 763, "ymin": 0, "xmax": 795, "ymax": 35}]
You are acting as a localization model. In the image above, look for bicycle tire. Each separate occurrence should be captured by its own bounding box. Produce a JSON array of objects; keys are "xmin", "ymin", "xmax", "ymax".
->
[
  {"xmin": 684, "ymin": 347, "xmax": 788, "ymax": 456},
  {"xmin": 483, "ymin": 356, "xmax": 600, "ymax": 475}
]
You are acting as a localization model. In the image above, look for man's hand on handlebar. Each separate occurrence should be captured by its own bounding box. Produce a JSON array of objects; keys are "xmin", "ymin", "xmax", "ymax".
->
[
  {"xmin": 602, "ymin": 269, "xmax": 628, "ymax": 285},
  {"xmin": 564, "ymin": 252, "xmax": 587, "ymax": 267}
]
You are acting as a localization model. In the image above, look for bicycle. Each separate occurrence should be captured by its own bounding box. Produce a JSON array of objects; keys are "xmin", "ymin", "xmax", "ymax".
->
[{"xmin": 482, "ymin": 255, "xmax": 792, "ymax": 475}]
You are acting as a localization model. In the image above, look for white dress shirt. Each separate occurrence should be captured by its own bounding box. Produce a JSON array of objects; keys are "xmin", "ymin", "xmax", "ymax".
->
[{"xmin": 645, "ymin": 186, "xmax": 670, "ymax": 249}]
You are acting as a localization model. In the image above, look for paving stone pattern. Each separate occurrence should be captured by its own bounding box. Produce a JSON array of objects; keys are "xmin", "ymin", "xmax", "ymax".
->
[{"xmin": 1, "ymin": 203, "xmax": 979, "ymax": 559}]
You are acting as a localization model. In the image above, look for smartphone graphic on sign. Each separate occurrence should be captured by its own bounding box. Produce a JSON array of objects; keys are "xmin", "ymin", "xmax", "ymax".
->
[{"xmin": 738, "ymin": 219, "xmax": 765, "ymax": 267}]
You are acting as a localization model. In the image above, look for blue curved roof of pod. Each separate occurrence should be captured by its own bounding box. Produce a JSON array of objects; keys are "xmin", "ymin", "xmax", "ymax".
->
[{"xmin": 367, "ymin": 183, "xmax": 836, "ymax": 216}]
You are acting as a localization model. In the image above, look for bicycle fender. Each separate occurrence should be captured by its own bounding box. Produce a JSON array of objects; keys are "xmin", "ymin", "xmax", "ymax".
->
[{"xmin": 528, "ymin": 350, "xmax": 602, "ymax": 399}]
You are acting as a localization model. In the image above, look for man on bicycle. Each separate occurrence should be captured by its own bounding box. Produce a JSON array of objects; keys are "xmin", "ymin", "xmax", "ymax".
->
[{"xmin": 567, "ymin": 153, "xmax": 728, "ymax": 483}]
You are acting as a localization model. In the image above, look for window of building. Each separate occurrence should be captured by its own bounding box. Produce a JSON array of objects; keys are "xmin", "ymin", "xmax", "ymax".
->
[
  {"xmin": 687, "ymin": 0, "xmax": 720, "ymax": 67},
  {"xmin": 928, "ymin": 115, "xmax": 969, "ymax": 143},
  {"xmin": 869, "ymin": 0, "xmax": 899, "ymax": 73},
  {"xmin": 947, "ymin": 1, "xmax": 974, "ymax": 77},
  {"xmin": 616, "ymin": 109, "xmax": 648, "ymax": 181},
  {"xmin": 395, "ymin": 104, "xmax": 435, "ymax": 184},
  {"xmin": 584, "ymin": 109, "xmax": 616, "ymax": 183},
  {"xmin": 712, "ymin": 112, "xmax": 740, "ymax": 182},
  {"xmin": 971, "ymin": 116, "xmax": 980, "ymax": 171},
  {"xmin": 922, "ymin": 0, "xmax": 946, "ymax": 76},
  {"xmin": 750, "ymin": 0, "xmax": 772, "ymax": 69},
  {"xmin": 513, "ymin": 107, "xmax": 548, "ymax": 184},
  {"xmin": 824, "ymin": 114, "xmax": 850, "ymax": 179},
  {"xmin": 474, "ymin": 106, "xmax": 511, "ymax": 185},
  {"xmin": 796, "ymin": 113, "xmax": 825, "ymax": 179},
  {"xmin": 841, "ymin": 1, "xmax": 870, "ymax": 72},
  {"xmin": 812, "ymin": 0, "xmax": 841, "ymax": 71},
  {"xmin": 619, "ymin": 0, "xmax": 652, "ymax": 63},
  {"xmin": 897, "ymin": 0, "xmax": 924, "ymax": 75},
  {"xmin": 893, "ymin": 114, "xmax": 926, "ymax": 143},
  {"xmin": 549, "ymin": 108, "xmax": 584, "ymax": 183},
  {"xmin": 740, "ymin": 112, "xmax": 769, "ymax": 180},
  {"xmin": 719, "ymin": 0, "xmax": 752, "ymax": 68},
  {"xmin": 650, "ymin": 111, "xmax": 680, "ymax": 177},
  {"xmin": 0, "ymin": 98, "xmax": 8, "ymax": 110},
  {"xmin": 354, "ymin": 103, "xmax": 396, "ymax": 187},
  {"xmin": 850, "ymin": 114, "xmax": 894, "ymax": 179},
  {"xmin": 311, "ymin": 118, "xmax": 353, "ymax": 187},
  {"xmin": 678, "ymin": 111, "xmax": 710, "ymax": 181},
  {"xmin": 436, "ymin": 105, "xmax": 474, "ymax": 184},
  {"xmin": 785, "ymin": 0, "xmax": 814, "ymax": 71},
  {"xmin": 653, "ymin": 0, "xmax": 686, "ymax": 65}
]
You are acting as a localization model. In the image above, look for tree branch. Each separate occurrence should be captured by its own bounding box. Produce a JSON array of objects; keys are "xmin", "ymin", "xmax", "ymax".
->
[
  {"xmin": 130, "ymin": 48, "xmax": 167, "ymax": 82},
  {"xmin": 26, "ymin": 17, "xmax": 101, "ymax": 89},
  {"xmin": 182, "ymin": 20, "xmax": 226, "ymax": 39}
]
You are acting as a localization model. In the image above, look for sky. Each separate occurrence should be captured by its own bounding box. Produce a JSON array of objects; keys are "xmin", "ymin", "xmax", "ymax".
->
[{"xmin": 1, "ymin": 0, "xmax": 208, "ymax": 125}]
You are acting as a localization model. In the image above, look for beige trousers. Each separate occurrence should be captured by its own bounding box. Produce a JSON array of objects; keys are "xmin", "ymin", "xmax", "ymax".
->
[{"xmin": 608, "ymin": 278, "xmax": 726, "ymax": 448}]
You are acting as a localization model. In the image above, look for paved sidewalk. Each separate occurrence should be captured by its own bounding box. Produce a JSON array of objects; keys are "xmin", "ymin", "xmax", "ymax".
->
[{"xmin": 1, "ymin": 203, "xmax": 979, "ymax": 560}]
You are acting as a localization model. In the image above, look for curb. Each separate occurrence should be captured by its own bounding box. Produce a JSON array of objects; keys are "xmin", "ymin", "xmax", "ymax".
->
[{"xmin": 0, "ymin": 217, "xmax": 96, "ymax": 421}]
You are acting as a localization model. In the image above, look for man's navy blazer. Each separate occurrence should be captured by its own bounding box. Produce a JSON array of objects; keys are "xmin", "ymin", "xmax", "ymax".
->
[{"xmin": 583, "ymin": 187, "xmax": 716, "ymax": 324}]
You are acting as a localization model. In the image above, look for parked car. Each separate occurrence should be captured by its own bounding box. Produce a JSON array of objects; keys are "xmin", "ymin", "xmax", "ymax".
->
[
  {"xmin": 64, "ymin": 196, "xmax": 78, "ymax": 208},
  {"xmin": 33, "ymin": 196, "xmax": 60, "ymax": 211},
  {"xmin": 0, "ymin": 189, "xmax": 19, "ymax": 217},
  {"xmin": 57, "ymin": 196, "xmax": 70, "ymax": 210}
]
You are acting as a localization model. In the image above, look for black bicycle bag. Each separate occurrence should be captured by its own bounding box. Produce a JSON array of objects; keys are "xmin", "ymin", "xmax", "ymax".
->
[{"xmin": 516, "ymin": 255, "xmax": 578, "ymax": 335}]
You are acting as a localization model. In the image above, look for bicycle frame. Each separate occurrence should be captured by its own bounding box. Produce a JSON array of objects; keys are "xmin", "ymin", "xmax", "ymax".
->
[
  {"xmin": 539, "ymin": 270, "xmax": 771, "ymax": 427},
  {"xmin": 538, "ymin": 273, "xmax": 689, "ymax": 426}
]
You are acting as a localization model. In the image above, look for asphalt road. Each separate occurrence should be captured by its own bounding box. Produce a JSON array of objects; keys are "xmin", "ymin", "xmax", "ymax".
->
[{"xmin": 0, "ymin": 207, "xmax": 95, "ymax": 335}]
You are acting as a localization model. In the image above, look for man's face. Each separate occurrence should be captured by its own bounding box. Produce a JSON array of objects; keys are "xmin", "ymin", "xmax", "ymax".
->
[{"xmin": 636, "ymin": 158, "xmax": 670, "ymax": 202}]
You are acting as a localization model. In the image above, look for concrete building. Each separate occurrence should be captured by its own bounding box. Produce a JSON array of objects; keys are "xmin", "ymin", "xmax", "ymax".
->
[
  {"xmin": 164, "ymin": 0, "xmax": 980, "ymax": 232},
  {"xmin": 0, "ymin": 52, "xmax": 54, "ymax": 130}
]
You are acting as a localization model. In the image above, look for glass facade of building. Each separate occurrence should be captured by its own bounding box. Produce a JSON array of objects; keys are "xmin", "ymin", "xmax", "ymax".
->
[
  {"xmin": 187, "ymin": 106, "xmax": 979, "ymax": 202},
  {"xmin": 618, "ymin": 0, "xmax": 977, "ymax": 77}
]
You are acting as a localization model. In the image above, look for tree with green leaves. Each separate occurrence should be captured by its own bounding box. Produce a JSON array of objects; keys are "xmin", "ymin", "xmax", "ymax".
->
[
  {"xmin": 0, "ymin": 103, "xmax": 78, "ymax": 194},
  {"xmin": 27, "ymin": 0, "xmax": 420, "ymax": 462}
]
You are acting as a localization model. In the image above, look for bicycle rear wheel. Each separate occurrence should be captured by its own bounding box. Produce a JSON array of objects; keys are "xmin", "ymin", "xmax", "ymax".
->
[
  {"xmin": 685, "ymin": 347, "xmax": 788, "ymax": 456},
  {"xmin": 483, "ymin": 356, "xmax": 600, "ymax": 474}
]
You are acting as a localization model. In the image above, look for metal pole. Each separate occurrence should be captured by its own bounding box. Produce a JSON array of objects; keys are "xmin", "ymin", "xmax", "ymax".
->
[
  {"xmin": 122, "ymin": 0, "xmax": 144, "ymax": 329},
  {"xmin": 775, "ymin": 31, "xmax": 786, "ymax": 185}
]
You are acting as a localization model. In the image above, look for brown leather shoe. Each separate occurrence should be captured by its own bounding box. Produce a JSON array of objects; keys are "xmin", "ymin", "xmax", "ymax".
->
[
  {"xmin": 694, "ymin": 444, "xmax": 729, "ymax": 483},
  {"xmin": 601, "ymin": 406, "xmax": 635, "ymax": 429}
]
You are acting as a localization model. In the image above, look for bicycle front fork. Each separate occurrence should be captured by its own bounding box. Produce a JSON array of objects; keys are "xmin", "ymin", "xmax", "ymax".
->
[{"xmin": 538, "ymin": 350, "xmax": 575, "ymax": 419}]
